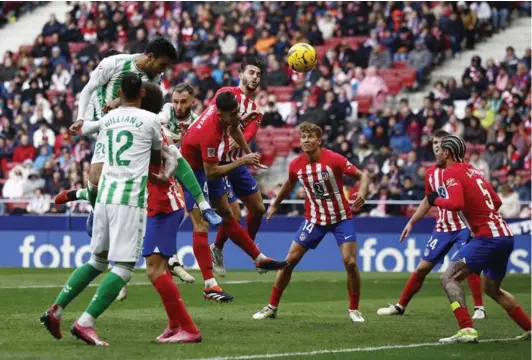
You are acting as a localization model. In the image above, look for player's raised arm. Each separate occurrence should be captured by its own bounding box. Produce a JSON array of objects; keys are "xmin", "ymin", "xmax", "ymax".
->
[{"xmin": 77, "ymin": 57, "xmax": 116, "ymax": 121}]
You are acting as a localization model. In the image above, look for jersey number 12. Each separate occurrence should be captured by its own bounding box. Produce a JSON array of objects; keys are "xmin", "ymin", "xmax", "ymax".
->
[{"xmin": 107, "ymin": 129, "xmax": 133, "ymax": 166}]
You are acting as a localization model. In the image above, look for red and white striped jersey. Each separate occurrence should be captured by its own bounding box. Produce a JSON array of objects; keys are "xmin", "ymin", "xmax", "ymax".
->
[
  {"xmin": 146, "ymin": 129, "xmax": 185, "ymax": 217},
  {"xmin": 425, "ymin": 166, "xmax": 467, "ymax": 232},
  {"xmin": 289, "ymin": 149, "xmax": 356, "ymax": 225},
  {"xmin": 434, "ymin": 163, "xmax": 513, "ymax": 238},
  {"xmin": 210, "ymin": 86, "xmax": 262, "ymax": 162}
]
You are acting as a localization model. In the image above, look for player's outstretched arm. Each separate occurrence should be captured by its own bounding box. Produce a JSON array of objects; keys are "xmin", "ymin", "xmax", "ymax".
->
[
  {"xmin": 267, "ymin": 178, "xmax": 296, "ymax": 221},
  {"xmin": 351, "ymin": 169, "xmax": 369, "ymax": 210},
  {"xmin": 400, "ymin": 197, "xmax": 430, "ymax": 242}
]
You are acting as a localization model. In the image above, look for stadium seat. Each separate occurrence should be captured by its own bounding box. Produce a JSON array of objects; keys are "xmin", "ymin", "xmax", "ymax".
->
[
  {"xmin": 386, "ymin": 79, "xmax": 402, "ymax": 96},
  {"xmin": 314, "ymin": 45, "xmax": 327, "ymax": 61},
  {"xmin": 274, "ymin": 137, "xmax": 292, "ymax": 158},
  {"xmin": 68, "ymin": 42, "xmax": 88, "ymax": 54},
  {"xmin": 269, "ymin": 87, "xmax": 293, "ymax": 102},
  {"xmin": 260, "ymin": 148, "xmax": 276, "ymax": 167},
  {"xmin": 353, "ymin": 95, "xmax": 372, "ymax": 114},
  {"xmin": 175, "ymin": 62, "xmax": 192, "ymax": 74}
]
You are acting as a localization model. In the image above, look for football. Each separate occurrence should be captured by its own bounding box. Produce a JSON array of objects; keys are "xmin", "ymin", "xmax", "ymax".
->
[{"xmin": 287, "ymin": 43, "xmax": 317, "ymax": 73}]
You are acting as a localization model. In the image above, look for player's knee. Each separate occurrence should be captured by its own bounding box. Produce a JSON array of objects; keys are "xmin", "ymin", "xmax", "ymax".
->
[
  {"xmin": 343, "ymin": 256, "xmax": 358, "ymax": 272},
  {"xmin": 439, "ymin": 272, "xmax": 450, "ymax": 288},
  {"xmin": 251, "ymin": 202, "xmax": 266, "ymax": 216},
  {"xmin": 145, "ymin": 255, "xmax": 167, "ymax": 282},
  {"xmin": 193, "ymin": 222, "xmax": 209, "ymax": 233},
  {"xmin": 112, "ymin": 263, "xmax": 135, "ymax": 282},
  {"xmin": 88, "ymin": 253, "xmax": 109, "ymax": 272}
]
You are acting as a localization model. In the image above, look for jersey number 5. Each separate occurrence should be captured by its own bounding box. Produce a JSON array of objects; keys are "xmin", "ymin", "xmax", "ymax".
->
[
  {"xmin": 476, "ymin": 178, "xmax": 494, "ymax": 210},
  {"xmin": 107, "ymin": 129, "xmax": 133, "ymax": 166}
]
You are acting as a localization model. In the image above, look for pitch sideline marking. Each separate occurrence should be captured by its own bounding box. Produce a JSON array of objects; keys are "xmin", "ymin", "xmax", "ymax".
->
[
  {"xmin": 0, "ymin": 280, "xmax": 263, "ymax": 289},
  {"xmin": 181, "ymin": 338, "xmax": 519, "ymax": 360}
]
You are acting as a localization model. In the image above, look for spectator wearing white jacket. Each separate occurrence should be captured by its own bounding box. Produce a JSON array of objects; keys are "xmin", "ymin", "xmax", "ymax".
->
[
  {"xmin": 317, "ymin": 13, "xmax": 336, "ymax": 40},
  {"xmin": 498, "ymin": 184, "xmax": 521, "ymax": 218},
  {"xmin": 26, "ymin": 188, "xmax": 51, "ymax": 215},
  {"xmin": 50, "ymin": 64, "xmax": 71, "ymax": 92},
  {"xmin": 471, "ymin": 1, "xmax": 492, "ymax": 23},
  {"xmin": 33, "ymin": 122, "xmax": 55, "ymax": 148},
  {"xmin": 218, "ymin": 31, "xmax": 237, "ymax": 57}
]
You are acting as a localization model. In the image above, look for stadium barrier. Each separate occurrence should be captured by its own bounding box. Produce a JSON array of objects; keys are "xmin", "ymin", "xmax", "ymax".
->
[{"xmin": 0, "ymin": 216, "xmax": 529, "ymax": 273}]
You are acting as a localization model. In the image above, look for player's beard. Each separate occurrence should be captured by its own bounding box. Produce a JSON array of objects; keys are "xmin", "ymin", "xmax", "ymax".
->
[
  {"xmin": 242, "ymin": 78, "xmax": 259, "ymax": 93},
  {"xmin": 176, "ymin": 108, "xmax": 192, "ymax": 121}
]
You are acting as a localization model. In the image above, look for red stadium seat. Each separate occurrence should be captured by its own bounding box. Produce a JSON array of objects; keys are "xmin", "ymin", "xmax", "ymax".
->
[
  {"xmin": 353, "ymin": 95, "xmax": 372, "ymax": 114},
  {"xmin": 342, "ymin": 36, "xmax": 368, "ymax": 48},
  {"xmin": 68, "ymin": 42, "xmax": 88, "ymax": 54},
  {"xmin": 269, "ymin": 87, "xmax": 293, "ymax": 102},
  {"xmin": 314, "ymin": 45, "xmax": 327, "ymax": 61},
  {"xmin": 324, "ymin": 38, "xmax": 343, "ymax": 50},
  {"xmin": 386, "ymin": 79, "xmax": 402, "ymax": 96},
  {"xmin": 392, "ymin": 61, "xmax": 408, "ymax": 69},
  {"xmin": 175, "ymin": 62, "xmax": 192, "ymax": 74},
  {"xmin": 260, "ymin": 148, "xmax": 276, "ymax": 167}
]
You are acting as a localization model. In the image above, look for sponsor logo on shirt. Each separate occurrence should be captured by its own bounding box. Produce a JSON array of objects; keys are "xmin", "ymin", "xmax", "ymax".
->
[
  {"xmin": 445, "ymin": 178, "xmax": 458, "ymax": 188},
  {"xmin": 207, "ymin": 148, "xmax": 216, "ymax": 158}
]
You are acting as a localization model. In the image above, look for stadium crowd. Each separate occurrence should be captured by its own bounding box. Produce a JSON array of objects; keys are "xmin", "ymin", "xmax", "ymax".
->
[{"xmin": 0, "ymin": 1, "xmax": 529, "ymax": 218}]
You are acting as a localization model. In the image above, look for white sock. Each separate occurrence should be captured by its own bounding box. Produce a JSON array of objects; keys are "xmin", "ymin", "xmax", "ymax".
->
[
  {"xmin": 204, "ymin": 278, "xmax": 218, "ymax": 288},
  {"xmin": 197, "ymin": 199, "xmax": 211, "ymax": 212},
  {"xmin": 395, "ymin": 303, "xmax": 405, "ymax": 310},
  {"xmin": 77, "ymin": 312, "xmax": 95, "ymax": 327},
  {"xmin": 53, "ymin": 305, "xmax": 64, "ymax": 319},
  {"xmin": 475, "ymin": 306, "xmax": 485, "ymax": 310},
  {"xmin": 253, "ymin": 253, "xmax": 266, "ymax": 264},
  {"xmin": 268, "ymin": 304, "xmax": 278, "ymax": 310}
]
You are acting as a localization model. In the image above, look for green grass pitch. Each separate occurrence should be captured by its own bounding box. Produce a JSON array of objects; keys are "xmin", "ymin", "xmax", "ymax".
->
[{"xmin": 0, "ymin": 269, "xmax": 530, "ymax": 360}]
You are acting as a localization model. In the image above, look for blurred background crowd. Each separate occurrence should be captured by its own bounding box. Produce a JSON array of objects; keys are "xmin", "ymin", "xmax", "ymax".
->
[{"xmin": 0, "ymin": 1, "xmax": 530, "ymax": 218}]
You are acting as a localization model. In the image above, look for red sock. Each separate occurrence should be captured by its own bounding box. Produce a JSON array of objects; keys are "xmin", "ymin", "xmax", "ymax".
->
[
  {"xmin": 349, "ymin": 292, "xmax": 360, "ymax": 311},
  {"xmin": 269, "ymin": 287, "xmax": 284, "ymax": 307},
  {"xmin": 245, "ymin": 213, "xmax": 262, "ymax": 241},
  {"xmin": 192, "ymin": 232, "xmax": 214, "ymax": 281},
  {"xmin": 152, "ymin": 271, "xmax": 199, "ymax": 334},
  {"xmin": 214, "ymin": 227, "xmax": 229, "ymax": 249},
  {"xmin": 508, "ymin": 306, "xmax": 532, "ymax": 331},
  {"xmin": 453, "ymin": 306, "xmax": 474, "ymax": 329},
  {"xmin": 222, "ymin": 217, "xmax": 261, "ymax": 259},
  {"xmin": 398, "ymin": 272, "xmax": 424, "ymax": 308},
  {"xmin": 467, "ymin": 274, "xmax": 483, "ymax": 307}
]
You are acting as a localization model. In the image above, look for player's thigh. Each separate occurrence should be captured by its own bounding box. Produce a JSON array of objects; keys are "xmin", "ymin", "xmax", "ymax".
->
[
  {"xmin": 88, "ymin": 162, "xmax": 104, "ymax": 185},
  {"xmin": 240, "ymin": 191, "xmax": 266, "ymax": 215},
  {"xmin": 227, "ymin": 165, "xmax": 262, "ymax": 207},
  {"xmin": 293, "ymin": 219, "xmax": 327, "ymax": 250},
  {"xmin": 107, "ymin": 204, "xmax": 146, "ymax": 263},
  {"xmin": 422, "ymin": 231, "xmax": 456, "ymax": 265},
  {"xmin": 483, "ymin": 236, "xmax": 515, "ymax": 282},
  {"xmin": 142, "ymin": 210, "xmax": 184, "ymax": 259},
  {"xmin": 331, "ymin": 219, "xmax": 357, "ymax": 247},
  {"xmin": 229, "ymin": 200, "xmax": 241, "ymax": 221},
  {"xmin": 450, "ymin": 237, "xmax": 488, "ymax": 275},
  {"xmin": 90, "ymin": 203, "xmax": 110, "ymax": 255}
]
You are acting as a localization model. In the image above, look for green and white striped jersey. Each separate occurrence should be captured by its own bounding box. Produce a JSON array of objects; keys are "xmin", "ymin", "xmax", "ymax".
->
[
  {"xmin": 78, "ymin": 53, "xmax": 161, "ymax": 121},
  {"xmin": 96, "ymin": 107, "xmax": 162, "ymax": 209},
  {"xmin": 159, "ymin": 102, "xmax": 197, "ymax": 136}
]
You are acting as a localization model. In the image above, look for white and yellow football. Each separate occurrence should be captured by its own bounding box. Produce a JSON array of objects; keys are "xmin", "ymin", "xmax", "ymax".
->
[{"xmin": 287, "ymin": 43, "xmax": 317, "ymax": 73}]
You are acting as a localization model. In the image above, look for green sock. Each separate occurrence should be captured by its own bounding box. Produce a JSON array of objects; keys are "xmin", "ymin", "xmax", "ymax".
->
[
  {"xmin": 87, "ymin": 181, "xmax": 98, "ymax": 207},
  {"xmin": 175, "ymin": 157, "xmax": 209, "ymax": 211},
  {"xmin": 55, "ymin": 263, "xmax": 104, "ymax": 309},
  {"xmin": 85, "ymin": 271, "xmax": 127, "ymax": 319},
  {"xmin": 76, "ymin": 188, "xmax": 88, "ymax": 200}
]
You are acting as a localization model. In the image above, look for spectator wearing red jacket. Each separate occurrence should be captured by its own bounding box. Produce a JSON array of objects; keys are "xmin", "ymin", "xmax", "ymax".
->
[{"xmin": 12, "ymin": 135, "xmax": 36, "ymax": 163}]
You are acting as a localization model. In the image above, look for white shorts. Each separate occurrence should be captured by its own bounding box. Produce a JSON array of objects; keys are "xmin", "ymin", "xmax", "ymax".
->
[
  {"xmin": 91, "ymin": 132, "xmax": 105, "ymax": 164},
  {"xmin": 91, "ymin": 203, "xmax": 146, "ymax": 262}
]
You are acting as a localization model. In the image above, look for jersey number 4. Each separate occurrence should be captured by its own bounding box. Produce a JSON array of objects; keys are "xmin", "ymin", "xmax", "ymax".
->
[
  {"xmin": 476, "ymin": 178, "xmax": 494, "ymax": 210},
  {"xmin": 107, "ymin": 130, "xmax": 133, "ymax": 166}
]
